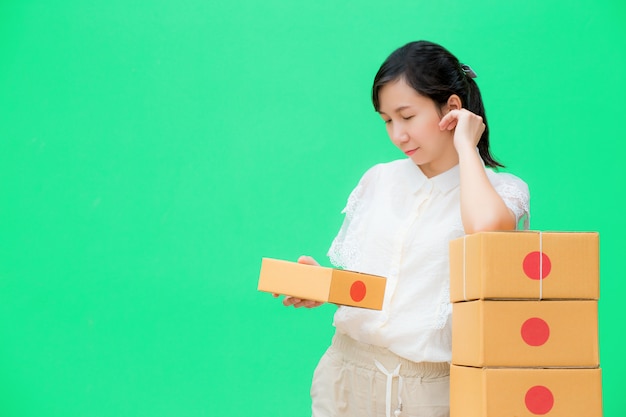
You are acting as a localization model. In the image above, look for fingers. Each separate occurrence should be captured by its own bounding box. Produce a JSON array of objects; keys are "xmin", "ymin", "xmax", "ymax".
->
[
  {"xmin": 302, "ymin": 300, "xmax": 324, "ymax": 308},
  {"xmin": 439, "ymin": 116, "xmax": 458, "ymax": 131},
  {"xmin": 297, "ymin": 255, "xmax": 320, "ymax": 266},
  {"xmin": 282, "ymin": 296, "xmax": 300, "ymax": 307},
  {"xmin": 440, "ymin": 109, "xmax": 485, "ymax": 149},
  {"xmin": 281, "ymin": 295, "xmax": 324, "ymax": 308},
  {"xmin": 440, "ymin": 109, "xmax": 484, "ymax": 129},
  {"xmin": 439, "ymin": 109, "xmax": 462, "ymax": 131}
]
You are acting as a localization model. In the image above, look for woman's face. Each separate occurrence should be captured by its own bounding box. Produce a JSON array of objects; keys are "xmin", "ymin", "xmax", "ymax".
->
[{"xmin": 377, "ymin": 78, "xmax": 458, "ymax": 178}]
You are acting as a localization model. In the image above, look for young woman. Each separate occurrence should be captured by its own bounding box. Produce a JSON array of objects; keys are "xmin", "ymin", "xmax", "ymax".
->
[{"xmin": 281, "ymin": 40, "xmax": 530, "ymax": 417}]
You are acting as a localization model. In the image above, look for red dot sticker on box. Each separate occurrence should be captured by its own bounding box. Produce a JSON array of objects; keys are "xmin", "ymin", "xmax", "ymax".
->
[
  {"xmin": 523, "ymin": 251, "xmax": 552, "ymax": 280},
  {"xmin": 521, "ymin": 317, "xmax": 550, "ymax": 346},
  {"xmin": 350, "ymin": 280, "xmax": 366, "ymax": 302},
  {"xmin": 525, "ymin": 385, "xmax": 554, "ymax": 415}
]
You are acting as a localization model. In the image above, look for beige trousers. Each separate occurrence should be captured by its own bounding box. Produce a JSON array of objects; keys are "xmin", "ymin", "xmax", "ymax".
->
[{"xmin": 311, "ymin": 332, "xmax": 450, "ymax": 417}]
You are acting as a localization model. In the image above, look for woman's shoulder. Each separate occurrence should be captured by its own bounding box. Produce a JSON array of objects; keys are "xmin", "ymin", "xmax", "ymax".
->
[
  {"xmin": 486, "ymin": 169, "xmax": 530, "ymax": 213},
  {"xmin": 486, "ymin": 168, "xmax": 531, "ymax": 228},
  {"xmin": 356, "ymin": 158, "xmax": 408, "ymax": 182},
  {"xmin": 364, "ymin": 158, "xmax": 415, "ymax": 177},
  {"xmin": 486, "ymin": 168, "xmax": 529, "ymax": 190}
]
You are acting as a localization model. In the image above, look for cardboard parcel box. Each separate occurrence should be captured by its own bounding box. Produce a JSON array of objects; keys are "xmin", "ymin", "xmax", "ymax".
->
[
  {"xmin": 450, "ymin": 231, "xmax": 599, "ymax": 302},
  {"xmin": 452, "ymin": 300, "xmax": 598, "ymax": 367},
  {"xmin": 258, "ymin": 258, "xmax": 386, "ymax": 310},
  {"xmin": 450, "ymin": 365, "xmax": 602, "ymax": 417}
]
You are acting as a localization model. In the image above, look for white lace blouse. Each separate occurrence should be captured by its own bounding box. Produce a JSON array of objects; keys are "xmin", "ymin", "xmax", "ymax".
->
[{"xmin": 327, "ymin": 158, "xmax": 530, "ymax": 363}]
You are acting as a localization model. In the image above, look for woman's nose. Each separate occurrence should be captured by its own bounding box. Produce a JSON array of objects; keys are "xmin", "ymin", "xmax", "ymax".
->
[{"xmin": 391, "ymin": 123, "xmax": 409, "ymax": 143}]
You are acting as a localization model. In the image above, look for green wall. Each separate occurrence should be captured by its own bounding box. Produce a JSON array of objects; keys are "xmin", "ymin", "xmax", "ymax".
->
[{"xmin": 1, "ymin": 1, "xmax": 624, "ymax": 415}]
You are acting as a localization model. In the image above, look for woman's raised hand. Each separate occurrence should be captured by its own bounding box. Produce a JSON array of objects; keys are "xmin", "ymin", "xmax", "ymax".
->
[
  {"xmin": 439, "ymin": 108, "xmax": 485, "ymax": 153},
  {"xmin": 273, "ymin": 255, "xmax": 325, "ymax": 308}
]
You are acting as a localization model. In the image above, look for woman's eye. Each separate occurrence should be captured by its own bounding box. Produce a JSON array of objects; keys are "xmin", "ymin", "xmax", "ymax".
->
[
  {"xmin": 402, "ymin": 115, "xmax": 414, "ymax": 120},
  {"xmin": 383, "ymin": 119, "xmax": 391, "ymax": 125}
]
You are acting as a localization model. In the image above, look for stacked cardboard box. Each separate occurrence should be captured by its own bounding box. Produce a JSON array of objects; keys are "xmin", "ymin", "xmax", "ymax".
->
[{"xmin": 449, "ymin": 232, "xmax": 602, "ymax": 416}]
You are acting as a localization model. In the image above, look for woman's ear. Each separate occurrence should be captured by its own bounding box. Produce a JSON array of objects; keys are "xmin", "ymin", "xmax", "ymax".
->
[{"xmin": 446, "ymin": 94, "xmax": 463, "ymax": 111}]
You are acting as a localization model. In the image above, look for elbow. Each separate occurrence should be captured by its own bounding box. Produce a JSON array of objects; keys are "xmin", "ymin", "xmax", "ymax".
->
[
  {"xmin": 464, "ymin": 221, "xmax": 513, "ymax": 235},
  {"xmin": 463, "ymin": 212, "xmax": 517, "ymax": 235}
]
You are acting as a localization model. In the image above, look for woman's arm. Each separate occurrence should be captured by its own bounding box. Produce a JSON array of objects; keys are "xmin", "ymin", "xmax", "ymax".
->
[{"xmin": 440, "ymin": 109, "xmax": 516, "ymax": 234}]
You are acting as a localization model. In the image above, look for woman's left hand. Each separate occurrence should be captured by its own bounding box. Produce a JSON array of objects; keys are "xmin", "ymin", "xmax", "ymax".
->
[{"xmin": 439, "ymin": 108, "xmax": 485, "ymax": 152}]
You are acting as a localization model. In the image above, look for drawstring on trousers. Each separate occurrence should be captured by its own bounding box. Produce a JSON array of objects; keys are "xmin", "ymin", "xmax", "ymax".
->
[{"xmin": 374, "ymin": 360, "xmax": 403, "ymax": 417}]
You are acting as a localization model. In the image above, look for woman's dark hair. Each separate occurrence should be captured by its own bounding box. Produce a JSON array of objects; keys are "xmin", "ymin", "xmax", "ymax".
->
[{"xmin": 372, "ymin": 40, "xmax": 503, "ymax": 168}]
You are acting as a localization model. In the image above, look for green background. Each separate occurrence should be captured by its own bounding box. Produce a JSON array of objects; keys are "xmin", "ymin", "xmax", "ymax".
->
[{"xmin": 1, "ymin": 1, "xmax": 624, "ymax": 416}]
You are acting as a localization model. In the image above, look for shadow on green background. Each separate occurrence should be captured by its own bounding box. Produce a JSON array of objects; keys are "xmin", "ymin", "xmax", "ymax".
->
[{"xmin": 1, "ymin": 1, "xmax": 624, "ymax": 415}]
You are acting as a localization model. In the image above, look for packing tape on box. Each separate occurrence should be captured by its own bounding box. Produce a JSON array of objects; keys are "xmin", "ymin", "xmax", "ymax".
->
[
  {"xmin": 462, "ymin": 235, "xmax": 467, "ymax": 301},
  {"xmin": 538, "ymin": 230, "xmax": 544, "ymax": 300},
  {"xmin": 462, "ymin": 231, "xmax": 545, "ymax": 301}
]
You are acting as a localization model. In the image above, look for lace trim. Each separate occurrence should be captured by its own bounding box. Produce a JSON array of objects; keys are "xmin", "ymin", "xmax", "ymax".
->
[
  {"xmin": 328, "ymin": 230, "xmax": 361, "ymax": 270},
  {"xmin": 496, "ymin": 181, "xmax": 531, "ymax": 230},
  {"xmin": 327, "ymin": 182, "xmax": 364, "ymax": 269},
  {"xmin": 435, "ymin": 285, "xmax": 452, "ymax": 329}
]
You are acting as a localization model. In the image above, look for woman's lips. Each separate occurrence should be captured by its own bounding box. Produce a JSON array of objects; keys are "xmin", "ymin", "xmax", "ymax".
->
[{"xmin": 405, "ymin": 148, "xmax": 418, "ymax": 156}]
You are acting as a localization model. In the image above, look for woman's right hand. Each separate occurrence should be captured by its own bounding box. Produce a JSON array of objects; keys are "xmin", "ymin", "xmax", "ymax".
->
[{"xmin": 272, "ymin": 255, "xmax": 325, "ymax": 309}]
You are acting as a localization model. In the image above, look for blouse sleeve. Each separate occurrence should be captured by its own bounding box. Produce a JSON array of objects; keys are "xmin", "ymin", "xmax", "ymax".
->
[
  {"xmin": 490, "ymin": 171, "xmax": 531, "ymax": 230},
  {"xmin": 327, "ymin": 165, "xmax": 379, "ymax": 269}
]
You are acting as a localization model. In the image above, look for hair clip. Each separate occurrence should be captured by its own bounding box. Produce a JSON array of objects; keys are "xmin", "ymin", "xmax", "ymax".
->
[{"xmin": 461, "ymin": 64, "xmax": 477, "ymax": 79}]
